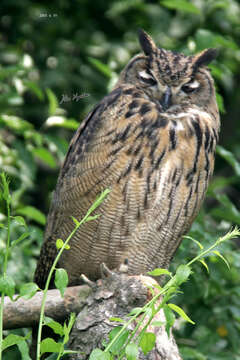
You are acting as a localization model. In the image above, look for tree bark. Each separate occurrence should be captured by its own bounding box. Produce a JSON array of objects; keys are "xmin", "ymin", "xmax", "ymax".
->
[
  {"xmin": 3, "ymin": 285, "xmax": 92, "ymax": 329},
  {"xmin": 68, "ymin": 273, "xmax": 182, "ymax": 360},
  {"xmin": 3, "ymin": 273, "xmax": 182, "ymax": 360}
]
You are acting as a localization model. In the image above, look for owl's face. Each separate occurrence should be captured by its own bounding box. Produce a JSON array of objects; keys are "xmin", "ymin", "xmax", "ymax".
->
[{"xmin": 119, "ymin": 30, "xmax": 218, "ymax": 114}]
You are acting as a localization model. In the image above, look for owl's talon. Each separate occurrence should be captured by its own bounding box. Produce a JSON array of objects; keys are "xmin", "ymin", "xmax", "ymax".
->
[
  {"xmin": 100, "ymin": 262, "xmax": 114, "ymax": 278},
  {"xmin": 80, "ymin": 274, "xmax": 96, "ymax": 288},
  {"xmin": 119, "ymin": 258, "xmax": 129, "ymax": 273}
]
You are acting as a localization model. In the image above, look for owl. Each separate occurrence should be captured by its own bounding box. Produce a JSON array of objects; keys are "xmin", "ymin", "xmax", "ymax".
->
[{"xmin": 34, "ymin": 30, "xmax": 220, "ymax": 288}]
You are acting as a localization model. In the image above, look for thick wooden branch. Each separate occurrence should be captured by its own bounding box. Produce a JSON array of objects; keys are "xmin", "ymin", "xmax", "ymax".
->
[
  {"xmin": 68, "ymin": 273, "xmax": 182, "ymax": 360},
  {"xmin": 3, "ymin": 285, "xmax": 92, "ymax": 329},
  {"xmin": 3, "ymin": 273, "xmax": 182, "ymax": 359}
]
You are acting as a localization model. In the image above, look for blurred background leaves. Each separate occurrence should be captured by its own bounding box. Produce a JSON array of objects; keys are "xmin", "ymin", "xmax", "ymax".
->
[{"xmin": 0, "ymin": 0, "xmax": 240, "ymax": 359}]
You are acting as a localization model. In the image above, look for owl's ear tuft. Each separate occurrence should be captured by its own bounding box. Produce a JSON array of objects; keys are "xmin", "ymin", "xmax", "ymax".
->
[
  {"xmin": 138, "ymin": 29, "xmax": 157, "ymax": 56},
  {"xmin": 194, "ymin": 48, "xmax": 218, "ymax": 68}
]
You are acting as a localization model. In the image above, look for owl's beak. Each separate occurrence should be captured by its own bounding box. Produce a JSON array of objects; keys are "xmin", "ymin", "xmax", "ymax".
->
[{"xmin": 160, "ymin": 87, "xmax": 172, "ymax": 110}]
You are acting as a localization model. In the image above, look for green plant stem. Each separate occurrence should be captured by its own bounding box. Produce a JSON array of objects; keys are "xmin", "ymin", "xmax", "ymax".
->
[
  {"xmin": 186, "ymin": 227, "xmax": 239, "ymax": 267},
  {"xmin": 0, "ymin": 176, "xmax": 11, "ymax": 360},
  {"xmin": 56, "ymin": 344, "xmax": 64, "ymax": 360},
  {"xmin": 137, "ymin": 289, "xmax": 173, "ymax": 343},
  {"xmin": 36, "ymin": 189, "xmax": 110, "ymax": 360},
  {"xmin": 105, "ymin": 228, "xmax": 240, "ymax": 357},
  {"xmin": 105, "ymin": 283, "xmax": 171, "ymax": 354},
  {"xmin": 0, "ymin": 295, "xmax": 4, "ymax": 360},
  {"xmin": 3, "ymin": 202, "xmax": 11, "ymax": 276},
  {"xmin": 36, "ymin": 215, "xmax": 91, "ymax": 359},
  {"xmin": 118, "ymin": 287, "xmax": 174, "ymax": 359}
]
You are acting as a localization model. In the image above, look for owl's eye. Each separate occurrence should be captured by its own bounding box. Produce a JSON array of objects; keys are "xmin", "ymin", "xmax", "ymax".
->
[
  {"xmin": 181, "ymin": 79, "xmax": 200, "ymax": 94},
  {"xmin": 138, "ymin": 70, "xmax": 157, "ymax": 86}
]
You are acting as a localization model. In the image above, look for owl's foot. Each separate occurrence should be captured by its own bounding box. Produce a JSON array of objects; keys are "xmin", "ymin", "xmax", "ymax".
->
[
  {"xmin": 100, "ymin": 262, "xmax": 114, "ymax": 278},
  {"xmin": 100, "ymin": 258, "xmax": 129, "ymax": 279}
]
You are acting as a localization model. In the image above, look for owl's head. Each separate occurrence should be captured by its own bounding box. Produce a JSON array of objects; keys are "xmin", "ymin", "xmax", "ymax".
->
[{"xmin": 118, "ymin": 29, "xmax": 218, "ymax": 113}]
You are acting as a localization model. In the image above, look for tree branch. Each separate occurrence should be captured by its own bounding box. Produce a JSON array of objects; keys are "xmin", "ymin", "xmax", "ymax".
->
[{"xmin": 3, "ymin": 285, "xmax": 92, "ymax": 330}]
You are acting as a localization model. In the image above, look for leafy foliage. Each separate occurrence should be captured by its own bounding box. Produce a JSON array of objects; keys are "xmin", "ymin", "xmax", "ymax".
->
[
  {"xmin": 88, "ymin": 228, "xmax": 240, "ymax": 359},
  {"xmin": 0, "ymin": 0, "xmax": 240, "ymax": 359}
]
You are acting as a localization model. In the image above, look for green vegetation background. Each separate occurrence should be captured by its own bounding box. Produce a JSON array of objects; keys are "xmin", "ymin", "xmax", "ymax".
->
[{"xmin": 0, "ymin": 0, "xmax": 240, "ymax": 359}]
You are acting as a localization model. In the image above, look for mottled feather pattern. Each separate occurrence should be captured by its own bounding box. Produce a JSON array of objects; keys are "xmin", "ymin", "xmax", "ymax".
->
[{"xmin": 34, "ymin": 30, "xmax": 220, "ymax": 288}]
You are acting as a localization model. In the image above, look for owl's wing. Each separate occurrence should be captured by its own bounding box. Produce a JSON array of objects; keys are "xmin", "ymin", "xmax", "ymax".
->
[{"xmin": 35, "ymin": 85, "xmax": 144, "ymax": 286}]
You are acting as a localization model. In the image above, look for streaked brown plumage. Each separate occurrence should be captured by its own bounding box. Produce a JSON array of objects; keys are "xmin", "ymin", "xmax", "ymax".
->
[{"xmin": 34, "ymin": 30, "xmax": 220, "ymax": 288}]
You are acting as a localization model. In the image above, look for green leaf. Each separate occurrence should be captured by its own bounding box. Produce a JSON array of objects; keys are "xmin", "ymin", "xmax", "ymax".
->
[
  {"xmin": 108, "ymin": 327, "xmax": 129, "ymax": 355},
  {"xmin": 216, "ymin": 145, "xmax": 240, "ymax": 176},
  {"xmin": 195, "ymin": 29, "xmax": 238, "ymax": 50},
  {"xmin": 63, "ymin": 313, "xmax": 76, "ymax": 344},
  {"xmin": 0, "ymin": 64, "xmax": 25, "ymax": 80},
  {"xmin": 161, "ymin": 0, "xmax": 200, "ymax": 14},
  {"xmin": 46, "ymin": 88, "xmax": 58, "ymax": 116},
  {"xmin": 45, "ymin": 116, "xmax": 79, "ymax": 130},
  {"xmin": 163, "ymin": 305, "xmax": 175, "ymax": 336},
  {"xmin": 199, "ymin": 259, "xmax": 209, "ymax": 273},
  {"xmin": 86, "ymin": 189, "xmax": 110, "ymax": 215},
  {"xmin": 24, "ymin": 80, "xmax": 44, "ymax": 100},
  {"xmin": 17, "ymin": 206, "xmax": 46, "ymax": 225},
  {"xmin": 151, "ymin": 321, "xmax": 164, "ymax": 327},
  {"xmin": 44, "ymin": 316, "xmax": 64, "ymax": 336},
  {"xmin": 2, "ymin": 335, "xmax": 21, "ymax": 351},
  {"xmin": 71, "ymin": 216, "xmax": 80, "ymax": 226},
  {"xmin": 168, "ymin": 303, "xmax": 195, "ymax": 324},
  {"xmin": 0, "ymin": 172, "xmax": 11, "ymax": 203},
  {"xmin": 208, "ymin": 175, "xmax": 237, "ymax": 193},
  {"xmin": 216, "ymin": 93, "xmax": 226, "ymax": 114},
  {"xmin": 17, "ymin": 339, "xmax": 32, "ymax": 360},
  {"xmin": 8, "ymin": 94, "xmax": 23, "ymax": 105},
  {"xmin": 11, "ymin": 215, "xmax": 27, "ymax": 227},
  {"xmin": 56, "ymin": 238, "xmax": 70, "ymax": 250},
  {"xmin": 13, "ymin": 140, "xmax": 37, "ymax": 185},
  {"xmin": 2, "ymin": 332, "xmax": 31, "ymax": 351},
  {"xmin": 0, "ymin": 275, "xmax": 15, "ymax": 299},
  {"xmin": 183, "ymin": 235, "xmax": 203, "ymax": 249},
  {"xmin": 125, "ymin": 343, "xmax": 138, "ymax": 360},
  {"xmin": 211, "ymin": 193, "xmax": 240, "ymax": 225},
  {"xmin": 85, "ymin": 214, "xmax": 100, "ymax": 222},
  {"xmin": 147, "ymin": 268, "xmax": 172, "ymax": 277},
  {"xmin": 0, "ymin": 115, "xmax": 33, "ymax": 133},
  {"xmin": 40, "ymin": 338, "xmax": 62, "ymax": 354},
  {"xmin": 56, "ymin": 238, "xmax": 64, "ymax": 249},
  {"xmin": 128, "ymin": 307, "xmax": 144, "ymax": 316},
  {"xmin": 25, "ymin": 129, "xmax": 43, "ymax": 147},
  {"xmin": 32, "ymin": 147, "xmax": 57, "ymax": 169},
  {"xmin": 63, "ymin": 323, "xmax": 69, "ymax": 344},
  {"xmin": 213, "ymin": 250, "xmax": 230, "ymax": 269},
  {"xmin": 110, "ymin": 317, "xmax": 126, "ymax": 323},
  {"xmin": 12, "ymin": 232, "xmax": 30, "ymax": 247},
  {"xmin": 89, "ymin": 349, "xmax": 111, "ymax": 360},
  {"xmin": 180, "ymin": 347, "xmax": 207, "ymax": 360},
  {"xmin": 54, "ymin": 268, "xmax": 68, "ymax": 297},
  {"xmin": 175, "ymin": 265, "xmax": 191, "ymax": 285},
  {"xmin": 217, "ymin": 227, "xmax": 240, "ymax": 245},
  {"xmin": 19, "ymin": 282, "xmax": 39, "ymax": 299},
  {"xmin": 139, "ymin": 332, "xmax": 156, "ymax": 355},
  {"xmin": 88, "ymin": 57, "xmax": 113, "ymax": 78}
]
